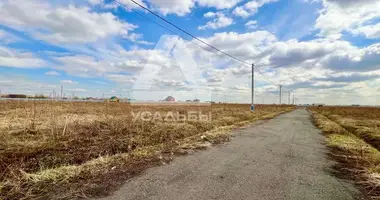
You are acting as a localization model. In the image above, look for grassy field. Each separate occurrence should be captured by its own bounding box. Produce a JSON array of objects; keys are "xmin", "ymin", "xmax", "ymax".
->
[
  {"xmin": 309, "ymin": 106, "xmax": 380, "ymax": 198},
  {"xmin": 0, "ymin": 100, "xmax": 295, "ymax": 199}
]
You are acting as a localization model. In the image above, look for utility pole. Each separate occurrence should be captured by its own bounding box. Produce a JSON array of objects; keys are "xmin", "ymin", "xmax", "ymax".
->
[
  {"xmin": 288, "ymin": 91, "xmax": 290, "ymax": 105},
  {"xmin": 60, "ymin": 85, "xmax": 63, "ymax": 99},
  {"xmin": 251, "ymin": 64, "xmax": 255, "ymax": 111},
  {"xmin": 279, "ymin": 85, "xmax": 282, "ymax": 105},
  {"xmin": 293, "ymin": 95, "xmax": 295, "ymax": 105}
]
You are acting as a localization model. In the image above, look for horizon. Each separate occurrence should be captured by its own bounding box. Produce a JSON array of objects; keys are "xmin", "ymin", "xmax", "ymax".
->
[{"xmin": 0, "ymin": 0, "xmax": 379, "ymax": 105}]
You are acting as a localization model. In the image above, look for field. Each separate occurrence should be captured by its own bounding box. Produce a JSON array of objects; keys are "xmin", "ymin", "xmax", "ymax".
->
[
  {"xmin": 0, "ymin": 100, "xmax": 295, "ymax": 200},
  {"xmin": 309, "ymin": 106, "xmax": 380, "ymax": 198}
]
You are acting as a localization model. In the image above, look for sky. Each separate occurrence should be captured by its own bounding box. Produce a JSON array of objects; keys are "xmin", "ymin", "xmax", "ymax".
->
[{"xmin": 0, "ymin": 0, "xmax": 380, "ymax": 105}]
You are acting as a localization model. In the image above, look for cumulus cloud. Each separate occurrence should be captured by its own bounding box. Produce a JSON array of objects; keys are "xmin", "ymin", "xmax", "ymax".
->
[
  {"xmin": 245, "ymin": 20, "xmax": 258, "ymax": 29},
  {"xmin": 116, "ymin": 0, "xmax": 146, "ymax": 10},
  {"xmin": 198, "ymin": 12, "xmax": 233, "ymax": 30},
  {"xmin": 0, "ymin": 0, "xmax": 137, "ymax": 44},
  {"xmin": 60, "ymin": 80, "xmax": 78, "ymax": 84},
  {"xmin": 0, "ymin": 75, "xmax": 59, "ymax": 95},
  {"xmin": 266, "ymin": 39, "xmax": 353, "ymax": 68},
  {"xmin": 314, "ymin": 0, "xmax": 380, "ymax": 39},
  {"xmin": 0, "ymin": 46, "xmax": 46, "ymax": 68},
  {"xmin": 106, "ymin": 74, "xmax": 136, "ymax": 84},
  {"xmin": 52, "ymin": 47, "xmax": 177, "ymax": 78},
  {"xmin": 67, "ymin": 88, "xmax": 87, "ymax": 92},
  {"xmin": 53, "ymin": 55, "xmax": 118, "ymax": 77},
  {"xmin": 124, "ymin": 33, "xmax": 154, "ymax": 45},
  {"xmin": 320, "ymin": 44, "xmax": 380, "ymax": 72},
  {"xmin": 313, "ymin": 73, "xmax": 380, "ymax": 83},
  {"xmin": 325, "ymin": 0, "xmax": 379, "ymax": 8},
  {"xmin": 352, "ymin": 23, "xmax": 380, "ymax": 39},
  {"xmin": 122, "ymin": 0, "xmax": 244, "ymax": 16},
  {"xmin": 146, "ymin": 0, "xmax": 195, "ymax": 16},
  {"xmin": 202, "ymin": 31, "xmax": 277, "ymax": 60},
  {"xmin": 153, "ymin": 79, "xmax": 190, "ymax": 90},
  {"xmin": 196, "ymin": 0, "xmax": 243, "ymax": 9},
  {"xmin": 233, "ymin": 0, "xmax": 278, "ymax": 18},
  {"xmin": 286, "ymin": 81, "xmax": 348, "ymax": 90}
]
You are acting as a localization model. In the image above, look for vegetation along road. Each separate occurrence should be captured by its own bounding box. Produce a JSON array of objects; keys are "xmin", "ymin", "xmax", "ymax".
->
[{"xmin": 98, "ymin": 109, "xmax": 364, "ymax": 200}]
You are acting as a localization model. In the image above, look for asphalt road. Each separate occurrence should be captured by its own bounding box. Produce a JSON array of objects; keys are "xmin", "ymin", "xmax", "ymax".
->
[{"xmin": 98, "ymin": 109, "xmax": 363, "ymax": 200}]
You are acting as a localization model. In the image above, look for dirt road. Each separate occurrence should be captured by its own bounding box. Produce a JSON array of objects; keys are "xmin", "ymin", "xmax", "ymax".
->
[{"xmin": 98, "ymin": 109, "xmax": 363, "ymax": 200}]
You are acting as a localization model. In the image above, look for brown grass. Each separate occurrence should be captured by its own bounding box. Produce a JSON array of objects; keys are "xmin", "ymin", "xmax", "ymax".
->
[
  {"xmin": 309, "ymin": 106, "xmax": 380, "ymax": 198},
  {"xmin": 0, "ymin": 100, "xmax": 295, "ymax": 199}
]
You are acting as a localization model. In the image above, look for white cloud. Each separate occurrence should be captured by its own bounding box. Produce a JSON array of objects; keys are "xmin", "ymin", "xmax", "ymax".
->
[
  {"xmin": 53, "ymin": 55, "xmax": 118, "ymax": 77},
  {"xmin": 67, "ymin": 88, "xmax": 87, "ymax": 92},
  {"xmin": 52, "ymin": 48, "xmax": 175, "ymax": 78},
  {"xmin": 116, "ymin": 0, "xmax": 146, "ymax": 10},
  {"xmin": 320, "ymin": 43, "xmax": 380, "ymax": 72},
  {"xmin": 198, "ymin": 12, "xmax": 233, "ymax": 30},
  {"xmin": 324, "ymin": 0, "xmax": 379, "ymax": 8},
  {"xmin": 245, "ymin": 20, "xmax": 258, "ymax": 29},
  {"xmin": 124, "ymin": 33, "xmax": 154, "ymax": 45},
  {"xmin": 0, "ymin": 75, "xmax": 59, "ymax": 95},
  {"xmin": 0, "ymin": 46, "xmax": 46, "ymax": 68},
  {"xmin": 352, "ymin": 23, "xmax": 380, "ymax": 39},
  {"xmin": 233, "ymin": 0, "xmax": 278, "ymax": 18},
  {"xmin": 315, "ymin": 0, "xmax": 380, "ymax": 39},
  {"xmin": 266, "ymin": 39, "xmax": 354, "ymax": 68},
  {"xmin": 106, "ymin": 74, "xmax": 136, "ymax": 84},
  {"xmin": 60, "ymin": 80, "xmax": 78, "ymax": 84},
  {"xmin": 202, "ymin": 31, "xmax": 277, "ymax": 59},
  {"xmin": 0, "ymin": 0, "xmax": 137, "ymax": 44},
  {"xmin": 181, "ymin": 30, "xmax": 380, "ymax": 104},
  {"xmin": 196, "ymin": 0, "xmax": 243, "ymax": 9},
  {"xmin": 203, "ymin": 11, "xmax": 217, "ymax": 18},
  {"xmin": 147, "ymin": 0, "xmax": 195, "ymax": 16},
  {"xmin": 45, "ymin": 71, "xmax": 60, "ymax": 76},
  {"xmin": 125, "ymin": 0, "xmax": 243, "ymax": 16}
]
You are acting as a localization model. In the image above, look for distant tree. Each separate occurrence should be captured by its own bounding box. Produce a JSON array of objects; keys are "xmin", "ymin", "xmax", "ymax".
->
[
  {"xmin": 8, "ymin": 94, "xmax": 27, "ymax": 98},
  {"xmin": 34, "ymin": 94, "xmax": 47, "ymax": 99}
]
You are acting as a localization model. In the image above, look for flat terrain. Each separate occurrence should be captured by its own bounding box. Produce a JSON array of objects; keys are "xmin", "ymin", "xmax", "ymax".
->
[
  {"xmin": 310, "ymin": 106, "xmax": 380, "ymax": 198},
  {"xmin": 0, "ymin": 101, "xmax": 294, "ymax": 199},
  {"xmin": 98, "ymin": 109, "xmax": 362, "ymax": 200}
]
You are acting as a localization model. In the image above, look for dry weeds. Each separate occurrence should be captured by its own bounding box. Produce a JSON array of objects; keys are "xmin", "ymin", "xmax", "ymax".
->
[
  {"xmin": 0, "ymin": 100, "xmax": 294, "ymax": 199},
  {"xmin": 310, "ymin": 106, "xmax": 380, "ymax": 199}
]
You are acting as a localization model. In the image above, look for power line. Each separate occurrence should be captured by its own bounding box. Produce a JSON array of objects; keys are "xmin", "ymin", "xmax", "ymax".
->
[
  {"xmin": 121, "ymin": 3, "xmax": 242, "ymax": 64},
  {"xmin": 116, "ymin": 1, "xmax": 275, "ymax": 87},
  {"xmin": 116, "ymin": 0, "xmax": 286, "ymax": 90},
  {"xmin": 124, "ymin": 0, "xmax": 249, "ymax": 64}
]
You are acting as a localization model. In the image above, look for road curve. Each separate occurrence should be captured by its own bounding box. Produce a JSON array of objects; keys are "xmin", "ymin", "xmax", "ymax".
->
[{"xmin": 97, "ymin": 109, "xmax": 363, "ymax": 200}]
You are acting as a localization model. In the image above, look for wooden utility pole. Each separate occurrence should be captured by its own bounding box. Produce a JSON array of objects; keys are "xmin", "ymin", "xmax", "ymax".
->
[
  {"xmin": 279, "ymin": 85, "xmax": 282, "ymax": 105},
  {"xmin": 251, "ymin": 64, "xmax": 255, "ymax": 111}
]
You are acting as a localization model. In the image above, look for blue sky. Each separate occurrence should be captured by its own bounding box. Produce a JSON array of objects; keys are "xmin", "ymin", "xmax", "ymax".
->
[{"xmin": 0, "ymin": 0, "xmax": 380, "ymax": 104}]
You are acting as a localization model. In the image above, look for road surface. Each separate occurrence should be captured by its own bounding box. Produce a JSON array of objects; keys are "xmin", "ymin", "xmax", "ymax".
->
[{"xmin": 97, "ymin": 109, "xmax": 363, "ymax": 200}]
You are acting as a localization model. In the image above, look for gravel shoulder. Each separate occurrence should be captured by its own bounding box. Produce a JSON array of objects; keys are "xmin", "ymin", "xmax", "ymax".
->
[{"xmin": 97, "ymin": 109, "xmax": 364, "ymax": 200}]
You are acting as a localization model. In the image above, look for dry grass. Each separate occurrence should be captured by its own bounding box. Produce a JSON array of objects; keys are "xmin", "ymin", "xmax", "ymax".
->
[
  {"xmin": 0, "ymin": 100, "xmax": 295, "ymax": 199},
  {"xmin": 310, "ymin": 106, "xmax": 380, "ymax": 198}
]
